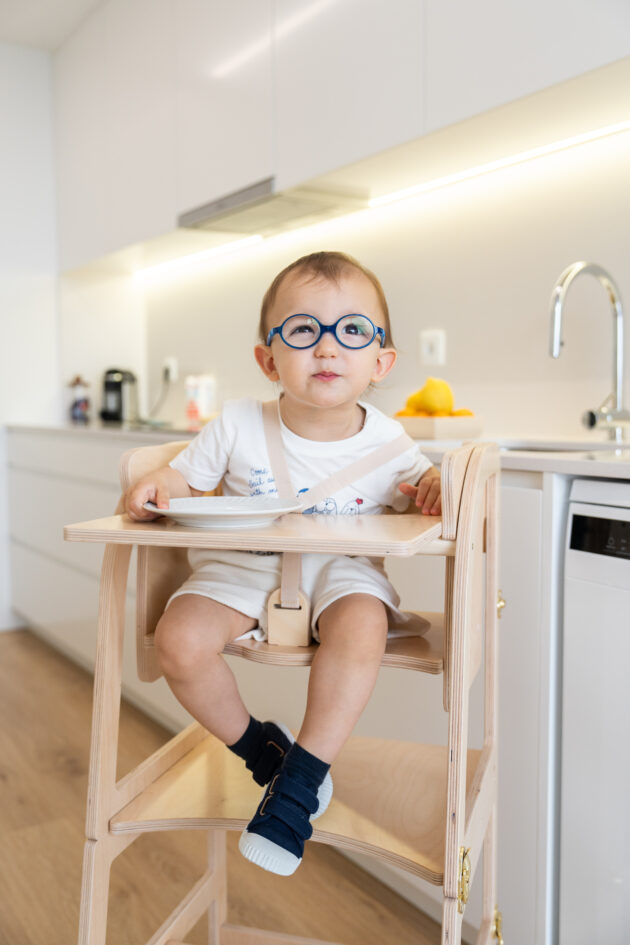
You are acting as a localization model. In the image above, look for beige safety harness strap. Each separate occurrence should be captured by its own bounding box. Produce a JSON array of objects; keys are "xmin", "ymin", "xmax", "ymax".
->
[{"xmin": 261, "ymin": 399, "xmax": 416, "ymax": 612}]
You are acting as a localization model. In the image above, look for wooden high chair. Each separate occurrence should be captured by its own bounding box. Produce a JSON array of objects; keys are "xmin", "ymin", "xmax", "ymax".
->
[{"xmin": 64, "ymin": 438, "xmax": 502, "ymax": 945}]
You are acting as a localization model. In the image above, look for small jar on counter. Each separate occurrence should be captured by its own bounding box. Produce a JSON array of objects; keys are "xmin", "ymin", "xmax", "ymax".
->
[
  {"xmin": 185, "ymin": 374, "xmax": 218, "ymax": 431},
  {"xmin": 68, "ymin": 375, "xmax": 91, "ymax": 424}
]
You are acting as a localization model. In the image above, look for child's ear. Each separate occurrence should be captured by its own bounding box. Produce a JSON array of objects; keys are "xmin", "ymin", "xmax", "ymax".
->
[
  {"xmin": 254, "ymin": 344, "xmax": 280, "ymax": 382},
  {"xmin": 371, "ymin": 347, "xmax": 397, "ymax": 384}
]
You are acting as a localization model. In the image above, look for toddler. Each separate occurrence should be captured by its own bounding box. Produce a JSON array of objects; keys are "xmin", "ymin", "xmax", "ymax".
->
[{"xmin": 125, "ymin": 251, "xmax": 441, "ymax": 876}]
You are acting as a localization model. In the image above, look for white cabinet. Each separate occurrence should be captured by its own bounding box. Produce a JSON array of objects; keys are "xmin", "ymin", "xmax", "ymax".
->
[
  {"xmin": 54, "ymin": 3, "xmax": 113, "ymax": 270},
  {"xmin": 425, "ymin": 0, "xmax": 630, "ymax": 133},
  {"xmin": 273, "ymin": 0, "xmax": 424, "ymax": 190},
  {"xmin": 101, "ymin": 0, "xmax": 176, "ymax": 254},
  {"xmin": 54, "ymin": 0, "xmax": 630, "ymax": 267},
  {"xmin": 7, "ymin": 428, "xmax": 192, "ymax": 730},
  {"xmin": 174, "ymin": 0, "xmax": 274, "ymax": 217},
  {"xmin": 496, "ymin": 480, "xmax": 544, "ymax": 945},
  {"xmin": 54, "ymin": 0, "xmax": 176, "ymax": 270}
]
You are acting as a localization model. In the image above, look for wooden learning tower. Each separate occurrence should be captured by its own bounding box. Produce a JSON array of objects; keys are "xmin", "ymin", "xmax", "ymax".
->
[{"xmin": 64, "ymin": 439, "xmax": 503, "ymax": 945}]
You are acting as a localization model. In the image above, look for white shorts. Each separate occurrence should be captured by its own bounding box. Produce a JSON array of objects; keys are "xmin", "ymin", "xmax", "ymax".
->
[{"xmin": 167, "ymin": 548, "xmax": 413, "ymax": 643}]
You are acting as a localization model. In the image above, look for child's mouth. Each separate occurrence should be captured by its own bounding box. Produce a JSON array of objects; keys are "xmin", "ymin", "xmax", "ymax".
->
[{"xmin": 314, "ymin": 372, "xmax": 339, "ymax": 381}]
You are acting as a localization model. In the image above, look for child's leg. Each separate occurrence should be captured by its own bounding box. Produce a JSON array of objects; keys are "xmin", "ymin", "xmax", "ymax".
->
[
  {"xmin": 155, "ymin": 594, "xmax": 257, "ymax": 744},
  {"xmin": 156, "ymin": 594, "xmax": 321, "ymax": 790},
  {"xmin": 298, "ymin": 592, "xmax": 389, "ymax": 762},
  {"xmin": 240, "ymin": 593, "xmax": 387, "ymax": 874}
]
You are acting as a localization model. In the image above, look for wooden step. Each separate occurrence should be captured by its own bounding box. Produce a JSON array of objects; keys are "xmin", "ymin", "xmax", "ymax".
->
[
  {"xmin": 224, "ymin": 612, "xmax": 444, "ymax": 673},
  {"xmin": 110, "ymin": 733, "xmax": 480, "ymax": 886}
]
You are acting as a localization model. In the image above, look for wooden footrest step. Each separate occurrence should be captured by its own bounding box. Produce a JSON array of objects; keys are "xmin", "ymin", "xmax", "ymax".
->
[{"xmin": 110, "ymin": 733, "xmax": 480, "ymax": 885}]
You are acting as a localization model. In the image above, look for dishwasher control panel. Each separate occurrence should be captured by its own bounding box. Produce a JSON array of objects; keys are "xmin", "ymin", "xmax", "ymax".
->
[{"xmin": 570, "ymin": 513, "xmax": 630, "ymax": 559}]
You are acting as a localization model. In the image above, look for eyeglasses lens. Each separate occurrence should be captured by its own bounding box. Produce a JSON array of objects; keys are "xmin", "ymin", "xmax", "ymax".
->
[
  {"xmin": 280, "ymin": 314, "xmax": 375, "ymax": 348},
  {"xmin": 336, "ymin": 315, "xmax": 375, "ymax": 347},
  {"xmin": 281, "ymin": 315, "xmax": 320, "ymax": 347}
]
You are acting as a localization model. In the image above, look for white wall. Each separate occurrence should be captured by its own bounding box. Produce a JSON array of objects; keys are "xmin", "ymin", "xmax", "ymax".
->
[
  {"xmin": 132, "ymin": 126, "xmax": 630, "ymax": 441},
  {"xmin": 58, "ymin": 273, "xmax": 147, "ymax": 419},
  {"xmin": 0, "ymin": 43, "xmax": 58, "ymax": 628}
]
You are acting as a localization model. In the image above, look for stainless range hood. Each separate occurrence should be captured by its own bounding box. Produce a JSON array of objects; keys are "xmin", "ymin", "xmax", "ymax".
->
[{"xmin": 177, "ymin": 177, "xmax": 368, "ymax": 236}]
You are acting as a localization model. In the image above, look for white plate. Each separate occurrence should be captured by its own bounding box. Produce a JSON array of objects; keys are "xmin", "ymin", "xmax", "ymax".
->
[{"xmin": 143, "ymin": 495, "xmax": 301, "ymax": 529}]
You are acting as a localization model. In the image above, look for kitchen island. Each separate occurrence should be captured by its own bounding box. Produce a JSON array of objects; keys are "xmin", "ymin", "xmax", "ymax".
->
[{"xmin": 6, "ymin": 421, "xmax": 630, "ymax": 945}]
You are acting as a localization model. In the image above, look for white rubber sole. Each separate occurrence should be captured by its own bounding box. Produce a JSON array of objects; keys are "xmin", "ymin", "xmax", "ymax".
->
[
  {"xmin": 239, "ymin": 829, "xmax": 302, "ymax": 875},
  {"xmin": 272, "ymin": 721, "xmax": 333, "ymax": 820}
]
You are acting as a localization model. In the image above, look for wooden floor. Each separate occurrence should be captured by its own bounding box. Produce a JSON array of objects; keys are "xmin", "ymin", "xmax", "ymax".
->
[{"xmin": 0, "ymin": 629, "xmax": 442, "ymax": 945}]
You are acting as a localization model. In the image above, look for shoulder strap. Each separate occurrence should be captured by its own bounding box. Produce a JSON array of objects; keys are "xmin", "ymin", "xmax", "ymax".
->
[
  {"xmin": 261, "ymin": 399, "xmax": 416, "ymax": 509},
  {"xmin": 262, "ymin": 400, "xmax": 295, "ymax": 500}
]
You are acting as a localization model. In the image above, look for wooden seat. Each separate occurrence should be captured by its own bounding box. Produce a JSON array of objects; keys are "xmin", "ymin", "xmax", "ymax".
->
[{"xmin": 65, "ymin": 438, "xmax": 502, "ymax": 945}]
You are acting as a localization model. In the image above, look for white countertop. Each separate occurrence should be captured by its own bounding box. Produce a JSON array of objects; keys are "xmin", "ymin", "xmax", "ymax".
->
[{"xmin": 7, "ymin": 422, "xmax": 630, "ymax": 480}]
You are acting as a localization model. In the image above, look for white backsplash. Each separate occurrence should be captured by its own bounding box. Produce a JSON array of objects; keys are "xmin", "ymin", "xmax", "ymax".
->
[{"xmin": 60, "ymin": 124, "xmax": 630, "ymax": 440}]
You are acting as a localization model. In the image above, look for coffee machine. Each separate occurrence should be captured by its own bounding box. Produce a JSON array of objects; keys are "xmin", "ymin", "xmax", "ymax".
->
[{"xmin": 100, "ymin": 369, "xmax": 139, "ymax": 424}]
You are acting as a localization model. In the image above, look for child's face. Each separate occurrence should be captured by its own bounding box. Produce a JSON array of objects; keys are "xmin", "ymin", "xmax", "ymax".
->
[{"xmin": 254, "ymin": 270, "xmax": 396, "ymax": 413}]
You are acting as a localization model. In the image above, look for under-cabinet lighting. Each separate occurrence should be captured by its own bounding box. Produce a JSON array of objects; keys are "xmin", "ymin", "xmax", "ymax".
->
[
  {"xmin": 369, "ymin": 119, "xmax": 630, "ymax": 208},
  {"xmin": 133, "ymin": 235, "xmax": 263, "ymax": 282}
]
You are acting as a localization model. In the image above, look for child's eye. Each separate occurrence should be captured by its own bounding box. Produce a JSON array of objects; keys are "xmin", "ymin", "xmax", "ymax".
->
[
  {"xmin": 289, "ymin": 324, "xmax": 315, "ymax": 336},
  {"xmin": 341, "ymin": 318, "xmax": 369, "ymax": 336}
]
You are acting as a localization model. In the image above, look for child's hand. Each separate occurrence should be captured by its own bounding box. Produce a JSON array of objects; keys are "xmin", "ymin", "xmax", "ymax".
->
[
  {"xmin": 398, "ymin": 467, "xmax": 442, "ymax": 515},
  {"xmin": 124, "ymin": 466, "xmax": 200, "ymax": 521},
  {"xmin": 125, "ymin": 476, "xmax": 171, "ymax": 521}
]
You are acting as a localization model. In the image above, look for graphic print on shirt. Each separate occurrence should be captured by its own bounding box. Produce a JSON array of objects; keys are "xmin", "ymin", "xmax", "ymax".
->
[
  {"xmin": 341, "ymin": 498, "xmax": 364, "ymax": 515},
  {"xmin": 247, "ymin": 466, "xmax": 277, "ymax": 497},
  {"xmin": 298, "ymin": 488, "xmax": 364, "ymax": 516}
]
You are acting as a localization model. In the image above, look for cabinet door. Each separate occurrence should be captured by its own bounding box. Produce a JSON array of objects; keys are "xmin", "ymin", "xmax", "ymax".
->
[
  {"xmin": 426, "ymin": 0, "xmax": 630, "ymax": 133},
  {"xmin": 53, "ymin": 3, "xmax": 112, "ymax": 270},
  {"xmin": 498, "ymin": 483, "xmax": 543, "ymax": 945},
  {"xmin": 174, "ymin": 0, "xmax": 274, "ymax": 216},
  {"xmin": 274, "ymin": 0, "xmax": 424, "ymax": 190},
  {"xmin": 54, "ymin": 0, "xmax": 176, "ymax": 270},
  {"xmin": 100, "ymin": 0, "xmax": 175, "ymax": 254}
]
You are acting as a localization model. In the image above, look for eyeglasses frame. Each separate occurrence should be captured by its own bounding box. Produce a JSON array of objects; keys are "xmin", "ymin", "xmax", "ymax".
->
[{"xmin": 266, "ymin": 313, "xmax": 386, "ymax": 350}]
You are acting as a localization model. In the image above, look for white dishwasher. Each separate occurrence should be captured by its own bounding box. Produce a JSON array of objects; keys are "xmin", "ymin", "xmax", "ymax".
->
[{"xmin": 560, "ymin": 478, "xmax": 630, "ymax": 945}]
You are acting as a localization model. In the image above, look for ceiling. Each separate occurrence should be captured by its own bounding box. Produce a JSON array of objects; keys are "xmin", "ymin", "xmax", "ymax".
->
[{"xmin": 0, "ymin": 0, "xmax": 104, "ymax": 50}]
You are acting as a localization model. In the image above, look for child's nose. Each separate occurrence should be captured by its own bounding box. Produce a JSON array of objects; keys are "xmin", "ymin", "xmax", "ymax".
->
[{"xmin": 314, "ymin": 330, "xmax": 339, "ymax": 355}]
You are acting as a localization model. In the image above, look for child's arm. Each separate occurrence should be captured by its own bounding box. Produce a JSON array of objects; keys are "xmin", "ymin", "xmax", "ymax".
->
[
  {"xmin": 124, "ymin": 464, "xmax": 204, "ymax": 521},
  {"xmin": 398, "ymin": 466, "xmax": 442, "ymax": 515}
]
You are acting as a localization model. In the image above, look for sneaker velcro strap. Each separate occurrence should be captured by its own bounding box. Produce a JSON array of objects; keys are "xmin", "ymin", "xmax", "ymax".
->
[
  {"xmin": 256, "ymin": 794, "xmax": 314, "ymax": 841},
  {"xmin": 273, "ymin": 773, "xmax": 319, "ymax": 815}
]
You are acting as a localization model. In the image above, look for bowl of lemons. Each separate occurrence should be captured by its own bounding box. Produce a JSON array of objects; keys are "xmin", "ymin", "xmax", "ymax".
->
[{"xmin": 394, "ymin": 377, "xmax": 481, "ymax": 439}]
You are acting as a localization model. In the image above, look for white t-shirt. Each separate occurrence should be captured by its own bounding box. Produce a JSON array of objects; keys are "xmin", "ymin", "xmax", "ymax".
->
[{"xmin": 170, "ymin": 398, "xmax": 432, "ymax": 515}]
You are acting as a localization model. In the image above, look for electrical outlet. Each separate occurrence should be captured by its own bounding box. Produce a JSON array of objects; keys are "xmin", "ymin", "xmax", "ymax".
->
[
  {"xmin": 419, "ymin": 329, "xmax": 447, "ymax": 366},
  {"xmin": 163, "ymin": 356, "xmax": 179, "ymax": 382}
]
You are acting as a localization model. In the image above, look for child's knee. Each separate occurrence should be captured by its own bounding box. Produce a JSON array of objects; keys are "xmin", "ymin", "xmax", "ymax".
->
[
  {"xmin": 318, "ymin": 595, "xmax": 388, "ymax": 656},
  {"xmin": 155, "ymin": 608, "xmax": 221, "ymax": 677}
]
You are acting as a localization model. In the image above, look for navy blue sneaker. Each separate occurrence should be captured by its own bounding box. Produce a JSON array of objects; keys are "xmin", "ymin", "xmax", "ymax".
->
[
  {"xmin": 251, "ymin": 722, "xmax": 332, "ymax": 820},
  {"xmin": 239, "ymin": 742, "xmax": 332, "ymax": 875},
  {"xmin": 239, "ymin": 768, "xmax": 317, "ymax": 875}
]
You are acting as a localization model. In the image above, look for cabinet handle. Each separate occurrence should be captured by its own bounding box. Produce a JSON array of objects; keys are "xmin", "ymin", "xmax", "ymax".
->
[{"xmin": 497, "ymin": 591, "xmax": 506, "ymax": 618}]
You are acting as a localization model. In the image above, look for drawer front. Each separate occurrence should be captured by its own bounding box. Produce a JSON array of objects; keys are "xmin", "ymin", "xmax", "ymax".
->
[
  {"xmin": 9, "ymin": 468, "xmax": 117, "ymax": 577},
  {"xmin": 7, "ymin": 429, "xmax": 171, "ymax": 487}
]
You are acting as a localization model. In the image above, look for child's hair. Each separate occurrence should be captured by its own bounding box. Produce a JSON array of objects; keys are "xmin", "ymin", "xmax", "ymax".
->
[{"xmin": 259, "ymin": 251, "xmax": 395, "ymax": 347}]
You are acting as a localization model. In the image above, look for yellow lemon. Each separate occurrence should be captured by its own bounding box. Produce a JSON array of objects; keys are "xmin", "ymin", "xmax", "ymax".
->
[
  {"xmin": 451, "ymin": 407, "xmax": 474, "ymax": 416},
  {"xmin": 407, "ymin": 377, "xmax": 454, "ymax": 415}
]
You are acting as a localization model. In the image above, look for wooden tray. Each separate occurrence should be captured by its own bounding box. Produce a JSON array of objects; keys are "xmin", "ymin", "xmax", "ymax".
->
[{"xmin": 396, "ymin": 415, "xmax": 482, "ymax": 439}]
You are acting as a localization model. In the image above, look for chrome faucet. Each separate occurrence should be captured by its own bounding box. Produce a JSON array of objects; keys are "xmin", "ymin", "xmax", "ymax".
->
[{"xmin": 549, "ymin": 261, "xmax": 630, "ymax": 442}]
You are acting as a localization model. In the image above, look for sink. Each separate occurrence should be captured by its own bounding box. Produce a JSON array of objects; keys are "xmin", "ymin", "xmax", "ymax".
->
[{"xmin": 497, "ymin": 438, "xmax": 626, "ymax": 452}]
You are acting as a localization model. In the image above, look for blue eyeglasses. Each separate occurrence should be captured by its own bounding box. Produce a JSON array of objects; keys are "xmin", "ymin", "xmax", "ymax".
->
[{"xmin": 266, "ymin": 314, "xmax": 386, "ymax": 350}]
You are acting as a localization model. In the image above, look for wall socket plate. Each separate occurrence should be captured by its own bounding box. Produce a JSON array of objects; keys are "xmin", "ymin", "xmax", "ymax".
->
[
  {"xmin": 163, "ymin": 356, "xmax": 179, "ymax": 382},
  {"xmin": 419, "ymin": 329, "xmax": 446, "ymax": 366}
]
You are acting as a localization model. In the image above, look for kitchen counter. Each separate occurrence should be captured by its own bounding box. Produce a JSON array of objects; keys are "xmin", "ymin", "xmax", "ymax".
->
[{"xmin": 8, "ymin": 422, "xmax": 630, "ymax": 480}]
